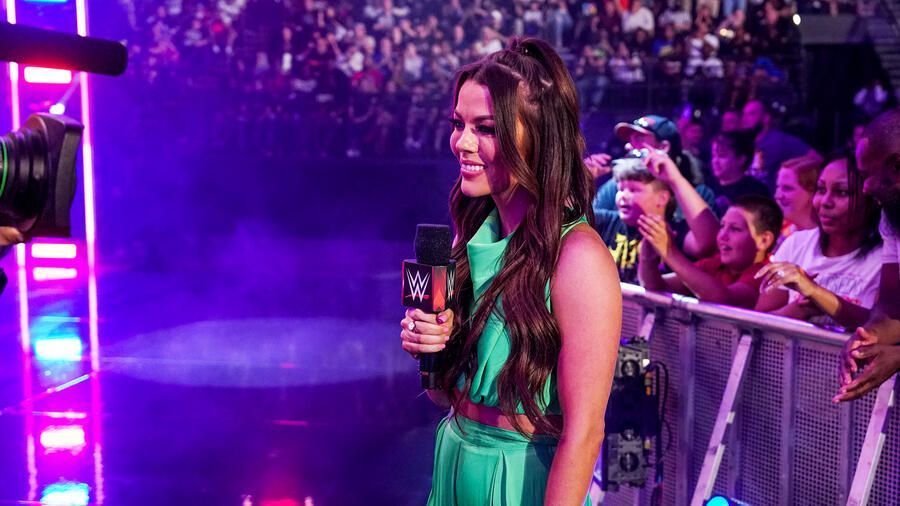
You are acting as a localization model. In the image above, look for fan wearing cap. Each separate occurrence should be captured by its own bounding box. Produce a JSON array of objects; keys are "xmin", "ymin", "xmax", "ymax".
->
[
  {"xmin": 589, "ymin": 115, "xmax": 714, "ymax": 214},
  {"xmin": 594, "ymin": 148, "xmax": 719, "ymax": 284},
  {"xmin": 590, "ymin": 115, "xmax": 720, "ymax": 256}
]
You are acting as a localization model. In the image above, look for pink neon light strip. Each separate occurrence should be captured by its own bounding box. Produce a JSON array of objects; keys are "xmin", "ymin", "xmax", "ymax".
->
[
  {"xmin": 4, "ymin": 0, "xmax": 15, "ymax": 22},
  {"xmin": 8, "ymin": 61, "xmax": 20, "ymax": 127},
  {"xmin": 90, "ymin": 374, "xmax": 104, "ymax": 505},
  {"xmin": 6, "ymin": 2, "xmax": 20, "ymax": 129},
  {"xmin": 15, "ymin": 247, "xmax": 30, "ymax": 352},
  {"xmin": 23, "ymin": 66, "xmax": 73, "ymax": 84},
  {"xmin": 8, "ymin": 0, "xmax": 28, "ymax": 359},
  {"xmin": 7, "ymin": 19, "xmax": 33, "ymax": 502},
  {"xmin": 74, "ymin": 0, "xmax": 100, "ymax": 360},
  {"xmin": 75, "ymin": 1, "xmax": 104, "ymax": 502},
  {"xmin": 31, "ymin": 243, "xmax": 79, "ymax": 259}
]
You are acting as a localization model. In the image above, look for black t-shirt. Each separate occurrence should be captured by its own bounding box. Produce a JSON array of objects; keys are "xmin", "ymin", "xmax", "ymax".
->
[
  {"xmin": 710, "ymin": 175, "xmax": 771, "ymax": 216},
  {"xmin": 595, "ymin": 210, "xmax": 688, "ymax": 284}
]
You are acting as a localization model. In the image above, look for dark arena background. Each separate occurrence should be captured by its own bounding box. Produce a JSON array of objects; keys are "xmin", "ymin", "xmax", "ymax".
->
[{"xmin": 0, "ymin": 1, "xmax": 898, "ymax": 505}]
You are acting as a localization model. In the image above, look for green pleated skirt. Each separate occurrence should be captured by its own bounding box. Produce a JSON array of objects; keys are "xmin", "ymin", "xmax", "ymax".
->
[{"xmin": 426, "ymin": 415, "xmax": 590, "ymax": 506}]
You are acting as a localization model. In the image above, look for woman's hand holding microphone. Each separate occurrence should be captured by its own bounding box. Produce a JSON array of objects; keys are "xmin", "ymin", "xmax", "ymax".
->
[{"xmin": 400, "ymin": 308, "xmax": 455, "ymax": 359}]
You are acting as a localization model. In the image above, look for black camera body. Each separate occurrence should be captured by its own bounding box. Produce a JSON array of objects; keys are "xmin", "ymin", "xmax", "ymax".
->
[{"xmin": 1, "ymin": 113, "xmax": 82, "ymax": 237}]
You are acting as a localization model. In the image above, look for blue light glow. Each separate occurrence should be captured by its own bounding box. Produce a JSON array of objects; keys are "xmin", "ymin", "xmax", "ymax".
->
[
  {"xmin": 34, "ymin": 336, "xmax": 84, "ymax": 361},
  {"xmin": 41, "ymin": 482, "xmax": 89, "ymax": 505},
  {"xmin": 706, "ymin": 497, "xmax": 731, "ymax": 506}
]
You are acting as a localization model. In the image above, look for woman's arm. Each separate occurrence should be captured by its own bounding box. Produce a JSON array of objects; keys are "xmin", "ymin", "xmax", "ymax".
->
[
  {"xmin": 661, "ymin": 247, "xmax": 758, "ymax": 307},
  {"xmin": 770, "ymin": 300, "xmax": 818, "ymax": 320},
  {"xmin": 756, "ymin": 262, "xmax": 871, "ymax": 326},
  {"xmin": 546, "ymin": 226, "xmax": 622, "ymax": 505},
  {"xmin": 754, "ymin": 285, "xmax": 789, "ymax": 312},
  {"xmin": 804, "ymin": 285, "xmax": 872, "ymax": 329}
]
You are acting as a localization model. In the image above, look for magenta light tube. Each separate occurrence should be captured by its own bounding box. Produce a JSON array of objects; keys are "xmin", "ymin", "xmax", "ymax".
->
[
  {"xmin": 75, "ymin": 0, "xmax": 100, "ymax": 376},
  {"xmin": 23, "ymin": 66, "xmax": 73, "ymax": 84}
]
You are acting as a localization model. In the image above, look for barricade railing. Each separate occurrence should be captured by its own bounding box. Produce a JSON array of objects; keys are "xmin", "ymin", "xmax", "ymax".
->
[{"xmin": 595, "ymin": 284, "xmax": 898, "ymax": 506}]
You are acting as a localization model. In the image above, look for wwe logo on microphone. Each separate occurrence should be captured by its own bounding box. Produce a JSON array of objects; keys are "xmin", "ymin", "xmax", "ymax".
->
[
  {"xmin": 447, "ymin": 268, "xmax": 455, "ymax": 301},
  {"xmin": 406, "ymin": 269, "xmax": 430, "ymax": 303},
  {"xmin": 402, "ymin": 260, "xmax": 454, "ymax": 312}
]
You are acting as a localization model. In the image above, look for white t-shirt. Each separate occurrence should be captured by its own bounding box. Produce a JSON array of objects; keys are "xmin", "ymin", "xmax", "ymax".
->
[
  {"xmin": 772, "ymin": 227, "xmax": 883, "ymax": 310},
  {"xmin": 622, "ymin": 7, "xmax": 655, "ymax": 34},
  {"xmin": 659, "ymin": 9, "xmax": 691, "ymax": 30}
]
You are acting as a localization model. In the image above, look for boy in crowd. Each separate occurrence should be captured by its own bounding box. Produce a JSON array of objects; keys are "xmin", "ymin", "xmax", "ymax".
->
[
  {"xmin": 595, "ymin": 151, "xmax": 719, "ymax": 283},
  {"xmin": 638, "ymin": 195, "xmax": 782, "ymax": 308},
  {"xmin": 588, "ymin": 115, "xmax": 710, "ymax": 205}
]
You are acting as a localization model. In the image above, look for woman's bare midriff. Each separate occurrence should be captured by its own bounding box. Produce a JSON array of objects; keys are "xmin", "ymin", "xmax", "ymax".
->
[{"xmin": 453, "ymin": 389, "xmax": 562, "ymax": 435}]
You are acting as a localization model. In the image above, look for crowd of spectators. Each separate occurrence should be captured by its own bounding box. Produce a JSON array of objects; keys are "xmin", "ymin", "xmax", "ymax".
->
[
  {"xmin": 118, "ymin": 0, "xmax": 818, "ymax": 157},
  {"xmin": 587, "ymin": 98, "xmax": 894, "ymax": 335},
  {"xmin": 586, "ymin": 105, "xmax": 900, "ymax": 399}
]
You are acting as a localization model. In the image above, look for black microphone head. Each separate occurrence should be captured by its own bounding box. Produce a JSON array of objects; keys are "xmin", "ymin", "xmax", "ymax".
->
[
  {"xmin": 415, "ymin": 224, "xmax": 452, "ymax": 266},
  {"xmin": 0, "ymin": 23, "xmax": 129, "ymax": 76}
]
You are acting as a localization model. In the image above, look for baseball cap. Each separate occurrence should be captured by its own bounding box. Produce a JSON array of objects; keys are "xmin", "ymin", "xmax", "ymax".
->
[{"xmin": 614, "ymin": 115, "xmax": 682, "ymax": 153}]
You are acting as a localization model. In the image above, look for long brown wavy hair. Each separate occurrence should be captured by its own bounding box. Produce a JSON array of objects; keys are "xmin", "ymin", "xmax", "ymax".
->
[{"xmin": 437, "ymin": 38, "xmax": 594, "ymax": 438}]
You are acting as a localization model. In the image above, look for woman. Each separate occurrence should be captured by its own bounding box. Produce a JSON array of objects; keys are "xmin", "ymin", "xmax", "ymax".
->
[
  {"xmin": 399, "ymin": 38, "xmax": 622, "ymax": 505},
  {"xmin": 774, "ymin": 156, "xmax": 819, "ymax": 240},
  {"xmin": 755, "ymin": 156, "xmax": 882, "ymax": 331}
]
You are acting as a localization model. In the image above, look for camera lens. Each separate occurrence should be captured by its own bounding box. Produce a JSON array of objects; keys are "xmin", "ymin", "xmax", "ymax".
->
[{"xmin": 0, "ymin": 114, "xmax": 81, "ymax": 236}]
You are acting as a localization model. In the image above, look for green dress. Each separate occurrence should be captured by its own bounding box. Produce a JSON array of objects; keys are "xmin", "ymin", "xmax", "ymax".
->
[{"xmin": 427, "ymin": 210, "xmax": 591, "ymax": 506}]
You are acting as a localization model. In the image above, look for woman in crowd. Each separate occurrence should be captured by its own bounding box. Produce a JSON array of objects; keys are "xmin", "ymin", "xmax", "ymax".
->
[
  {"xmin": 755, "ymin": 155, "xmax": 882, "ymax": 330},
  {"xmin": 774, "ymin": 155, "xmax": 820, "ymax": 241},
  {"xmin": 399, "ymin": 38, "xmax": 621, "ymax": 505}
]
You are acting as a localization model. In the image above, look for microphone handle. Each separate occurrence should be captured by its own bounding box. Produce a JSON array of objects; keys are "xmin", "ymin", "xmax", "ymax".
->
[{"xmin": 419, "ymin": 352, "xmax": 439, "ymax": 389}]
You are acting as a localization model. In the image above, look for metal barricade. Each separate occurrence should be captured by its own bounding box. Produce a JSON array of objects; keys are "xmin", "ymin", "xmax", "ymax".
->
[{"xmin": 596, "ymin": 284, "xmax": 899, "ymax": 506}]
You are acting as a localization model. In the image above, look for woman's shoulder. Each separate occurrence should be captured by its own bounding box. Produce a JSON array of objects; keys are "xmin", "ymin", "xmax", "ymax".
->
[
  {"xmin": 561, "ymin": 221, "xmax": 603, "ymax": 244},
  {"xmin": 557, "ymin": 223, "xmax": 616, "ymax": 275},
  {"xmin": 774, "ymin": 227, "xmax": 819, "ymax": 258},
  {"xmin": 551, "ymin": 222, "xmax": 620, "ymax": 309},
  {"xmin": 786, "ymin": 227, "xmax": 819, "ymax": 242}
]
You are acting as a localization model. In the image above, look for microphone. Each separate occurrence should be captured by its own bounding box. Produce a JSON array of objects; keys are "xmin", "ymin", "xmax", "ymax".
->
[
  {"xmin": 0, "ymin": 23, "xmax": 128, "ymax": 76},
  {"xmin": 402, "ymin": 224, "xmax": 456, "ymax": 389}
]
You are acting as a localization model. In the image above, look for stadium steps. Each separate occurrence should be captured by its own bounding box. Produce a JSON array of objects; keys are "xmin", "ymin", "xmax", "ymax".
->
[{"xmin": 868, "ymin": 3, "xmax": 900, "ymax": 96}]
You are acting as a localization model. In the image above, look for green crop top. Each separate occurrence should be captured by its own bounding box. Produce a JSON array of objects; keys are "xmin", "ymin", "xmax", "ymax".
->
[{"xmin": 456, "ymin": 209, "xmax": 588, "ymax": 415}]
